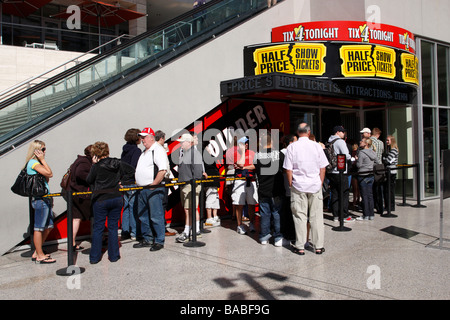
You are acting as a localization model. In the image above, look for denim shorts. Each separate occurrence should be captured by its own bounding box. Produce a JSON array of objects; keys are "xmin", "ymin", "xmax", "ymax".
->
[{"xmin": 31, "ymin": 197, "xmax": 54, "ymax": 231}]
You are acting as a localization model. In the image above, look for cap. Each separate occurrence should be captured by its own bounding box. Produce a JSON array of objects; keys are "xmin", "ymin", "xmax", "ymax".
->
[
  {"xmin": 238, "ymin": 136, "xmax": 249, "ymax": 144},
  {"xmin": 360, "ymin": 127, "xmax": 371, "ymax": 134},
  {"xmin": 139, "ymin": 127, "xmax": 155, "ymax": 137},
  {"xmin": 177, "ymin": 133, "xmax": 194, "ymax": 143},
  {"xmin": 332, "ymin": 126, "xmax": 346, "ymax": 134}
]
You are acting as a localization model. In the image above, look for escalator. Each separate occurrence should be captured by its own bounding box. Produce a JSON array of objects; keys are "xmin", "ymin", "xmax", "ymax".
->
[{"xmin": 0, "ymin": 0, "xmax": 274, "ymax": 156}]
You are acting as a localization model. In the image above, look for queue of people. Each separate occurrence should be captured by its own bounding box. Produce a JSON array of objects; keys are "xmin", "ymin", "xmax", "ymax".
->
[{"xmin": 19, "ymin": 122, "xmax": 399, "ymax": 264}]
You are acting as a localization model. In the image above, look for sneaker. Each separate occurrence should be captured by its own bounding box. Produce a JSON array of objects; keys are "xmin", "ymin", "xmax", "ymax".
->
[
  {"xmin": 344, "ymin": 216, "xmax": 355, "ymax": 222},
  {"xmin": 356, "ymin": 216, "xmax": 369, "ymax": 221},
  {"xmin": 176, "ymin": 232, "xmax": 189, "ymax": 243},
  {"xmin": 190, "ymin": 231, "xmax": 202, "ymax": 239},
  {"xmin": 274, "ymin": 238, "xmax": 284, "ymax": 247},
  {"xmin": 260, "ymin": 240, "xmax": 268, "ymax": 245},
  {"xmin": 368, "ymin": 216, "xmax": 374, "ymax": 220},
  {"xmin": 333, "ymin": 217, "xmax": 339, "ymax": 222},
  {"xmin": 133, "ymin": 240, "xmax": 152, "ymax": 248},
  {"xmin": 204, "ymin": 218, "xmax": 215, "ymax": 226},
  {"xmin": 237, "ymin": 225, "xmax": 246, "ymax": 235}
]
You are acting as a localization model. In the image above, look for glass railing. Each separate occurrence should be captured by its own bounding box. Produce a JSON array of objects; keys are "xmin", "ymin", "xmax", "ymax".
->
[{"xmin": 0, "ymin": 0, "xmax": 275, "ymax": 152}]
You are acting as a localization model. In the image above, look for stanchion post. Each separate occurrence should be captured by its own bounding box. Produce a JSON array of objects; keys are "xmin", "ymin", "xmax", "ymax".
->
[
  {"xmin": 184, "ymin": 179, "xmax": 206, "ymax": 247},
  {"xmin": 398, "ymin": 164, "xmax": 410, "ymax": 207},
  {"xmin": 412, "ymin": 163, "xmax": 426, "ymax": 208},
  {"xmin": 56, "ymin": 191, "xmax": 85, "ymax": 276},
  {"xmin": 21, "ymin": 197, "xmax": 35, "ymax": 258}
]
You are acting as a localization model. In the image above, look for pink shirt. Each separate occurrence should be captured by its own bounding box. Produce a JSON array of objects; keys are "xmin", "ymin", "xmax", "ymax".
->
[{"xmin": 283, "ymin": 137, "xmax": 329, "ymax": 193}]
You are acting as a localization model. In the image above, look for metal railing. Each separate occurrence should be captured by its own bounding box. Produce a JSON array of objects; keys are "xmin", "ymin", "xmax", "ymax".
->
[{"xmin": 0, "ymin": 0, "xmax": 277, "ymax": 156}]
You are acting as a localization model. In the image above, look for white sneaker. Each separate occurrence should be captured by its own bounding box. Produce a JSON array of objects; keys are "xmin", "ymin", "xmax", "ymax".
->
[
  {"xmin": 237, "ymin": 225, "xmax": 246, "ymax": 235},
  {"xmin": 205, "ymin": 218, "xmax": 215, "ymax": 226},
  {"xmin": 274, "ymin": 238, "xmax": 284, "ymax": 247},
  {"xmin": 260, "ymin": 240, "xmax": 268, "ymax": 245},
  {"xmin": 344, "ymin": 216, "xmax": 355, "ymax": 222}
]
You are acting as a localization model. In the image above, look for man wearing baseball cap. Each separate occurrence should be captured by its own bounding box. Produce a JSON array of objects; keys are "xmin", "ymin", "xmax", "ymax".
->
[
  {"xmin": 327, "ymin": 125, "xmax": 354, "ymax": 222},
  {"xmin": 175, "ymin": 132, "xmax": 205, "ymax": 243},
  {"xmin": 134, "ymin": 127, "xmax": 169, "ymax": 251},
  {"xmin": 360, "ymin": 127, "xmax": 371, "ymax": 139}
]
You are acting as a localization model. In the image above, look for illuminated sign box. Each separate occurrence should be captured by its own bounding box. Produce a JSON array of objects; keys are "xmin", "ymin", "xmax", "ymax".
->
[{"xmin": 243, "ymin": 21, "xmax": 418, "ymax": 86}]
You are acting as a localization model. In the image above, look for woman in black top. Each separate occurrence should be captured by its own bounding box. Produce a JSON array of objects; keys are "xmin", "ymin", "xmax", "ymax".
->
[{"xmin": 87, "ymin": 141, "xmax": 134, "ymax": 264}]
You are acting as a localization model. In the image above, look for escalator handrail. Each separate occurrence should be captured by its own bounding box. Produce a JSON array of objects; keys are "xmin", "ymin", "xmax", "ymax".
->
[{"xmin": 0, "ymin": 0, "xmax": 229, "ymax": 110}]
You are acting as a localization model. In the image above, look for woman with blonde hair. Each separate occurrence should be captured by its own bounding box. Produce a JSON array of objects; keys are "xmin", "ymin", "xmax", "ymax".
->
[
  {"xmin": 383, "ymin": 135, "xmax": 399, "ymax": 212},
  {"xmin": 24, "ymin": 140, "xmax": 55, "ymax": 264}
]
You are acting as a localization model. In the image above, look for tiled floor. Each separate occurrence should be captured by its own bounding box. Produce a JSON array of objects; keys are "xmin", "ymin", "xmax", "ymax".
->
[{"xmin": 0, "ymin": 198, "xmax": 448, "ymax": 301}]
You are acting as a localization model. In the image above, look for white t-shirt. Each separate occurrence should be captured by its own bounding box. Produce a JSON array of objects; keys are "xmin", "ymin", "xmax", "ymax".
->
[{"xmin": 135, "ymin": 143, "xmax": 168, "ymax": 186}]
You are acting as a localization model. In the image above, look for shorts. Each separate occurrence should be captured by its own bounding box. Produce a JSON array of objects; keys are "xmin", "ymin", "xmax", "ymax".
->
[
  {"xmin": 180, "ymin": 183, "xmax": 201, "ymax": 209},
  {"xmin": 32, "ymin": 197, "xmax": 54, "ymax": 231},
  {"xmin": 231, "ymin": 179, "xmax": 258, "ymax": 205},
  {"xmin": 205, "ymin": 187, "xmax": 220, "ymax": 209}
]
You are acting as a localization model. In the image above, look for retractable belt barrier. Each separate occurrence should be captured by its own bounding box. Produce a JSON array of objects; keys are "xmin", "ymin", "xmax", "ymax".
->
[
  {"xmin": 332, "ymin": 163, "xmax": 423, "ymax": 232},
  {"xmin": 38, "ymin": 164, "xmax": 421, "ymax": 275},
  {"xmin": 40, "ymin": 174, "xmax": 250, "ymax": 276}
]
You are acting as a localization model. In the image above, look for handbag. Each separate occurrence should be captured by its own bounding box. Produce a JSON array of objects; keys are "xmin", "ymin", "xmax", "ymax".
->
[
  {"xmin": 60, "ymin": 166, "xmax": 72, "ymax": 190},
  {"xmin": 373, "ymin": 163, "xmax": 386, "ymax": 183},
  {"xmin": 11, "ymin": 169, "xmax": 48, "ymax": 197}
]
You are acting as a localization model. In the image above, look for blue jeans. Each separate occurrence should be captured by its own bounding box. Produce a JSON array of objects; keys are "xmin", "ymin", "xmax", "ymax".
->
[
  {"xmin": 137, "ymin": 187, "xmax": 165, "ymax": 244},
  {"xmin": 358, "ymin": 175, "xmax": 375, "ymax": 217},
  {"xmin": 122, "ymin": 185, "xmax": 138, "ymax": 237},
  {"xmin": 90, "ymin": 197, "xmax": 122, "ymax": 263},
  {"xmin": 32, "ymin": 197, "xmax": 54, "ymax": 231},
  {"xmin": 259, "ymin": 196, "xmax": 283, "ymax": 242}
]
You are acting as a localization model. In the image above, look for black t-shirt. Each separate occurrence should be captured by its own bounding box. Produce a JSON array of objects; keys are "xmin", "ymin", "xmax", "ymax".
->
[{"xmin": 254, "ymin": 148, "xmax": 285, "ymax": 198}]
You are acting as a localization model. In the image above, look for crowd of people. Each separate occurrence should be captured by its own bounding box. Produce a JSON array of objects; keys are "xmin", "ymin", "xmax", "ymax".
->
[{"xmin": 21, "ymin": 122, "xmax": 399, "ymax": 264}]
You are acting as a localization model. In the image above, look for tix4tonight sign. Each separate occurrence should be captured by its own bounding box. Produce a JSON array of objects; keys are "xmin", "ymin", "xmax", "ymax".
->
[{"xmin": 272, "ymin": 21, "xmax": 416, "ymax": 54}]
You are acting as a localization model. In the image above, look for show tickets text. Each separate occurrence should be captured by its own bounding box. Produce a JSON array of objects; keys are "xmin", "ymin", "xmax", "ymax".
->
[{"xmin": 253, "ymin": 43, "xmax": 326, "ymax": 76}]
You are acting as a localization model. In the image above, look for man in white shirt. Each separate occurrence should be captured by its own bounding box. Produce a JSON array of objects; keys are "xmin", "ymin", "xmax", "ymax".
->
[
  {"xmin": 283, "ymin": 123, "xmax": 329, "ymax": 255},
  {"xmin": 134, "ymin": 127, "xmax": 168, "ymax": 251}
]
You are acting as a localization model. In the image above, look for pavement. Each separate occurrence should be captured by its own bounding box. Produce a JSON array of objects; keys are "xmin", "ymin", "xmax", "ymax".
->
[{"xmin": 0, "ymin": 198, "xmax": 449, "ymax": 305}]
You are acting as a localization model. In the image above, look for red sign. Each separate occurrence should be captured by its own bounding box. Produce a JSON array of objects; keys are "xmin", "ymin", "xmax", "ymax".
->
[
  {"xmin": 337, "ymin": 154, "xmax": 346, "ymax": 171},
  {"xmin": 272, "ymin": 21, "xmax": 415, "ymax": 54}
]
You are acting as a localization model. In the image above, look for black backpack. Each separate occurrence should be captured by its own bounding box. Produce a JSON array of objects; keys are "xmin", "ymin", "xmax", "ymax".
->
[{"xmin": 324, "ymin": 139, "xmax": 340, "ymax": 173}]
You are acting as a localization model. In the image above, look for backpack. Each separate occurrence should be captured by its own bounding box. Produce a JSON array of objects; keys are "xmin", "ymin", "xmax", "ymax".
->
[{"xmin": 324, "ymin": 138, "xmax": 340, "ymax": 173}]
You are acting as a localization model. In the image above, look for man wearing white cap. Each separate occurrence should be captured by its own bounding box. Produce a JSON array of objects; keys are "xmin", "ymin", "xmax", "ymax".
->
[
  {"xmin": 360, "ymin": 127, "xmax": 371, "ymax": 139},
  {"xmin": 134, "ymin": 127, "xmax": 168, "ymax": 251},
  {"xmin": 175, "ymin": 133, "xmax": 205, "ymax": 243}
]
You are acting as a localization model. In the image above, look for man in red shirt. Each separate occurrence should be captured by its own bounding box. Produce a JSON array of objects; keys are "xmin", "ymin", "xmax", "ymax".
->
[{"xmin": 231, "ymin": 136, "xmax": 258, "ymax": 235}]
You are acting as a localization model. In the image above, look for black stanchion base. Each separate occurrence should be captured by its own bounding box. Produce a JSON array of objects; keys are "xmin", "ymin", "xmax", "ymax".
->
[
  {"xmin": 56, "ymin": 266, "xmax": 86, "ymax": 276},
  {"xmin": 412, "ymin": 204, "xmax": 427, "ymax": 208},
  {"xmin": 397, "ymin": 203, "xmax": 411, "ymax": 207},
  {"xmin": 20, "ymin": 250, "xmax": 34, "ymax": 258},
  {"xmin": 381, "ymin": 213, "xmax": 398, "ymax": 218},
  {"xmin": 183, "ymin": 241, "xmax": 206, "ymax": 248},
  {"xmin": 332, "ymin": 225, "xmax": 352, "ymax": 232}
]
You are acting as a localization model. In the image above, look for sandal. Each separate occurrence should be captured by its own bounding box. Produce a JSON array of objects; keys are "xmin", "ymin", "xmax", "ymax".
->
[
  {"xmin": 73, "ymin": 245, "xmax": 84, "ymax": 251},
  {"xmin": 31, "ymin": 253, "xmax": 50, "ymax": 262},
  {"xmin": 315, "ymin": 248, "xmax": 325, "ymax": 255},
  {"xmin": 36, "ymin": 257, "xmax": 56, "ymax": 264},
  {"xmin": 293, "ymin": 248, "xmax": 305, "ymax": 255}
]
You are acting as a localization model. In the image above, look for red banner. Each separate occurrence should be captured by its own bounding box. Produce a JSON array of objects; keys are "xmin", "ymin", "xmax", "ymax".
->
[{"xmin": 272, "ymin": 21, "xmax": 415, "ymax": 54}]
